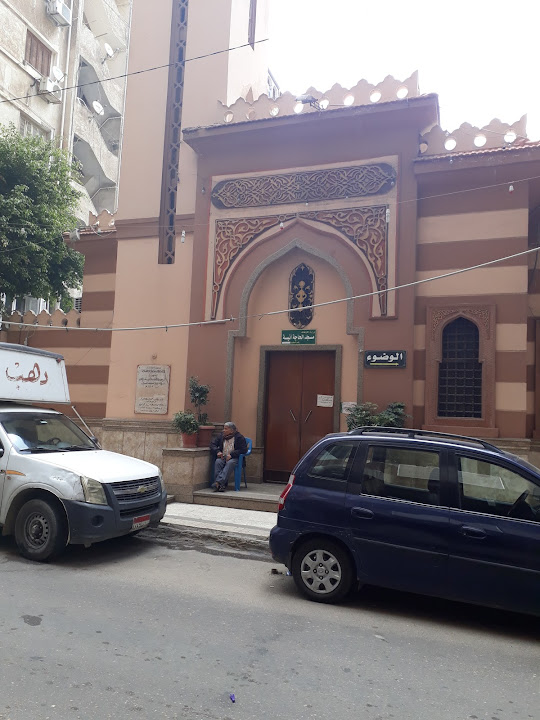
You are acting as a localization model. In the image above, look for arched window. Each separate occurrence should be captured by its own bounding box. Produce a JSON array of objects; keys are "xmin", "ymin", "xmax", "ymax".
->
[
  {"xmin": 289, "ymin": 263, "xmax": 315, "ymax": 329},
  {"xmin": 437, "ymin": 317, "xmax": 482, "ymax": 418}
]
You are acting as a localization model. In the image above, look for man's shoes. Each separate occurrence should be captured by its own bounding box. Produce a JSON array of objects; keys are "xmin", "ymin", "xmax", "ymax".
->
[
  {"xmin": 217, "ymin": 486, "xmax": 226, "ymax": 492},
  {"xmin": 212, "ymin": 482, "xmax": 220, "ymax": 492}
]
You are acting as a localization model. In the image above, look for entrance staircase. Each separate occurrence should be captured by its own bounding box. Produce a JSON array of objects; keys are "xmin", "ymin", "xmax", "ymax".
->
[{"xmin": 193, "ymin": 482, "xmax": 282, "ymax": 513}]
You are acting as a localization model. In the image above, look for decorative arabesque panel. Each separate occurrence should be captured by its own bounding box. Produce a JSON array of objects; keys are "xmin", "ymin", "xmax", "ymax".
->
[
  {"xmin": 289, "ymin": 264, "xmax": 315, "ymax": 328},
  {"xmin": 212, "ymin": 206, "xmax": 388, "ymax": 318},
  {"xmin": 158, "ymin": 0, "xmax": 189, "ymax": 264},
  {"xmin": 211, "ymin": 164, "xmax": 396, "ymax": 209}
]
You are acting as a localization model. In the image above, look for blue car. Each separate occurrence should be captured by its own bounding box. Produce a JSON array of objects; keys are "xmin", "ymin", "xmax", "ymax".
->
[{"xmin": 269, "ymin": 427, "xmax": 540, "ymax": 614}]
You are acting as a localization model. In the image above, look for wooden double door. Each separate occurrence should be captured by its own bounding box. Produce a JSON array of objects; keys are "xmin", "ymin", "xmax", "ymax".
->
[{"xmin": 264, "ymin": 351, "xmax": 336, "ymax": 482}]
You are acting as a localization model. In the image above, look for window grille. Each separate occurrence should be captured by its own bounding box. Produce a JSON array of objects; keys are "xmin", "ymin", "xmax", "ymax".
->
[
  {"xmin": 438, "ymin": 317, "xmax": 482, "ymax": 418},
  {"xmin": 20, "ymin": 115, "xmax": 49, "ymax": 139},
  {"xmin": 158, "ymin": 0, "xmax": 189, "ymax": 264}
]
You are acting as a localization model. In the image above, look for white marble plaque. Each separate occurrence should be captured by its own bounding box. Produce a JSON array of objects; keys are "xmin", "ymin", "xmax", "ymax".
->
[{"xmin": 135, "ymin": 365, "xmax": 170, "ymax": 415}]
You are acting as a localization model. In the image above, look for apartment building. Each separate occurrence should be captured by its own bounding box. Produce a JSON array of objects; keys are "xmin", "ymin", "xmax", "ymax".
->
[{"xmin": 0, "ymin": 0, "xmax": 132, "ymax": 222}]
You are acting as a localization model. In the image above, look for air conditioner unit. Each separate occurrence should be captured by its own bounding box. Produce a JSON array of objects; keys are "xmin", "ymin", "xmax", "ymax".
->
[
  {"xmin": 39, "ymin": 77, "xmax": 62, "ymax": 104},
  {"xmin": 46, "ymin": 0, "xmax": 72, "ymax": 27}
]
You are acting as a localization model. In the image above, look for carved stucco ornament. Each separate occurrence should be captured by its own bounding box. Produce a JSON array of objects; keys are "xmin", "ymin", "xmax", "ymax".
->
[
  {"xmin": 212, "ymin": 206, "xmax": 388, "ymax": 318},
  {"xmin": 430, "ymin": 306, "xmax": 492, "ymax": 341},
  {"xmin": 211, "ymin": 164, "xmax": 396, "ymax": 209}
]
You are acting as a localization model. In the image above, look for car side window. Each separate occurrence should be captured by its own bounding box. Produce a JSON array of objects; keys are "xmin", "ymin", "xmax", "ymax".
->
[
  {"xmin": 361, "ymin": 446, "xmax": 441, "ymax": 506},
  {"xmin": 457, "ymin": 455, "xmax": 540, "ymax": 522},
  {"xmin": 308, "ymin": 441, "xmax": 357, "ymax": 482}
]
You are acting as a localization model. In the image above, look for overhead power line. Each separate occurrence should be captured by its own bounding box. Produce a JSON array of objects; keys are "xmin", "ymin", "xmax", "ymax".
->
[
  {"xmin": 2, "ymin": 244, "xmax": 538, "ymax": 333},
  {"xmin": 0, "ymin": 38, "xmax": 269, "ymax": 106}
]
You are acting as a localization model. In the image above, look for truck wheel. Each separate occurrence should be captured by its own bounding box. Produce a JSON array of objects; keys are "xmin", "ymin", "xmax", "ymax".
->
[
  {"xmin": 14, "ymin": 499, "xmax": 68, "ymax": 562},
  {"xmin": 291, "ymin": 538, "xmax": 354, "ymax": 604}
]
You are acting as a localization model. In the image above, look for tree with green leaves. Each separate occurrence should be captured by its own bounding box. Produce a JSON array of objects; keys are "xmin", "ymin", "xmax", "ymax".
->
[{"xmin": 0, "ymin": 125, "xmax": 84, "ymax": 311}]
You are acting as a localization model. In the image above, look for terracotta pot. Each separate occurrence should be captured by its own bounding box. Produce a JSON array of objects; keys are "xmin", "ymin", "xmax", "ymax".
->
[
  {"xmin": 197, "ymin": 425, "xmax": 214, "ymax": 447},
  {"xmin": 181, "ymin": 432, "xmax": 198, "ymax": 448}
]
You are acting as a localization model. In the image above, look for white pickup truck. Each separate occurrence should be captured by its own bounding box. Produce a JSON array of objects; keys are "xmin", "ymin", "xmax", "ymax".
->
[{"xmin": 0, "ymin": 343, "xmax": 166, "ymax": 561}]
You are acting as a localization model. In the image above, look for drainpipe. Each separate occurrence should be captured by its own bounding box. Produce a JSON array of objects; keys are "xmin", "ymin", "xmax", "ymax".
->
[
  {"xmin": 113, "ymin": 0, "xmax": 133, "ymax": 213},
  {"xmin": 58, "ymin": 0, "xmax": 74, "ymax": 149},
  {"xmin": 65, "ymin": 1, "xmax": 85, "ymax": 156}
]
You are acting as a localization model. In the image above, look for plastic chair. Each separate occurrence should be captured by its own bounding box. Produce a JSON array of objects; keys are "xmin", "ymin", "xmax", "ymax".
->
[{"xmin": 234, "ymin": 437, "xmax": 252, "ymax": 491}]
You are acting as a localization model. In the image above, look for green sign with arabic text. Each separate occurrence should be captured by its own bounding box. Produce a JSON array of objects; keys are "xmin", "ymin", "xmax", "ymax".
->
[
  {"xmin": 364, "ymin": 350, "xmax": 406, "ymax": 368},
  {"xmin": 281, "ymin": 330, "xmax": 317, "ymax": 345}
]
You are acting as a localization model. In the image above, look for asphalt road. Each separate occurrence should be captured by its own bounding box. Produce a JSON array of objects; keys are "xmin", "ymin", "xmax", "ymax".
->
[{"xmin": 0, "ymin": 530, "xmax": 538, "ymax": 720}]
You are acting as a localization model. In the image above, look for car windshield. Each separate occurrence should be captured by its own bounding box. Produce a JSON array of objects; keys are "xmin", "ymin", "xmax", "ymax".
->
[{"xmin": 0, "ymin": 413, "xmax": 96, "ymax": 453}]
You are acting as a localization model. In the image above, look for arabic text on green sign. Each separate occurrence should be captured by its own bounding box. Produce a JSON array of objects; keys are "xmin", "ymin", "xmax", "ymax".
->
[{"xmin": 281, "ymin": 330, "xmax": 317, "ymax": 345}]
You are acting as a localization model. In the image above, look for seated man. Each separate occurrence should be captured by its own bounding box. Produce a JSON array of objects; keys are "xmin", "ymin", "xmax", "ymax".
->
[{"xmin": 210, "ymin": 422, "xmax": 248, "ymax": 492}]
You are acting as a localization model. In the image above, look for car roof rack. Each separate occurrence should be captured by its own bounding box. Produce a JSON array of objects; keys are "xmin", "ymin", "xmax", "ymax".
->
[{"xmin": 347, "ymin": 426, "xmax": 502, "ymax": 453}]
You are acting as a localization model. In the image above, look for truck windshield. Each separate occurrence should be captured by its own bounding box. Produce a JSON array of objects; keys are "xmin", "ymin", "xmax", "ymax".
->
[{"xmin": 0, "ymin": 413, "xmax": 96, "ymax": 453}]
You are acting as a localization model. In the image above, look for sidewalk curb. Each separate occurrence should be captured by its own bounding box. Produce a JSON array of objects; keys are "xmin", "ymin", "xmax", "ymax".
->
[{"xmin": 143, "ymin": 520, "xmax": 273, "ymax": 561}]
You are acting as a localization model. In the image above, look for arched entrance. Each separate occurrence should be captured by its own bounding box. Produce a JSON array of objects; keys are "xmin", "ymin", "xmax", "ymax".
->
[{"xmin": 227, "ymin": 243, "xmax": 358, "ymax": 481}]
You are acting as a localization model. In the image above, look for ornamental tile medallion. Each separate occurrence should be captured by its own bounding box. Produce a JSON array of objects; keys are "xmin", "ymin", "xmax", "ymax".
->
[
  {"xmin": 211, "ymin": 206, "xmax": 388, "ymax": 318},
  {"xmin": 289, "ymin": 264, "xmax": 315, "ymax": 328},
  {"xmin": 211, "ymin": 164, "xmax": 396, "ymax": 209}
]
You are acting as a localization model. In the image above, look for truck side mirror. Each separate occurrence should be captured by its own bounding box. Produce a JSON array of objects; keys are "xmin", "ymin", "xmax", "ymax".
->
[{"xmin": 0, "ymin": 446, "xmax": 4, "ymax": 458}]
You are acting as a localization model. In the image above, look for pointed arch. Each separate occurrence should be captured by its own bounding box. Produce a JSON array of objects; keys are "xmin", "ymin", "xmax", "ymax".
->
[
  {"xmin": 212, "ymin": 212, "xmax": 385, "ymax": 320},
  {"xmin": 424, "ymin": 304, "xmax": 497, "ymax": 435},
  {"xmin": 223, "ymin": 238, "xmax": 365, "ymax": 420}
]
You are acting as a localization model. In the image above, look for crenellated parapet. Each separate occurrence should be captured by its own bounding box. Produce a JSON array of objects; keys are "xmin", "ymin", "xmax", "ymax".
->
[
  {"xmin": 216, "ymin": 72, "xmax": 420, "ymax": 125},
  {"xmin": 2, "ymin": 309, "xmax": 82, "ymax": 329},
  {"xmin": 419, "ymin": 116, "xmax": 528, "ymax": 157}
]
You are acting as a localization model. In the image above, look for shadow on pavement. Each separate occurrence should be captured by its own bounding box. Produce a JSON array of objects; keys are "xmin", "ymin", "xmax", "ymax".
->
[
  {"xmin": 0, "ymin": 531, "xmax": 158, "ymax": 568},
  {"xmin": 345, "ymin": 584, "xmax": 540, "ymax": 641},
  {"xmin": 266, "ymin": 568, "xmax": 539, "ymax": 641}
]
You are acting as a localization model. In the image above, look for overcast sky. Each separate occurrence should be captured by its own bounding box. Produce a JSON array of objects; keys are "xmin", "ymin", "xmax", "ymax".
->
[{"xmin": 268, "ymin": 0, "xmax": 540, "ymax": 140}]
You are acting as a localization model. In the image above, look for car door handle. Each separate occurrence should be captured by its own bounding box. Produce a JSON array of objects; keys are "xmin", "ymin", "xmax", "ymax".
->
[
  {"xmin": 351, "ymin": 507, "xmax": 374, "ymax": 520},
  {"xmin": 460, "ymin": 525, "xmax": 486, "ymax": 539}
]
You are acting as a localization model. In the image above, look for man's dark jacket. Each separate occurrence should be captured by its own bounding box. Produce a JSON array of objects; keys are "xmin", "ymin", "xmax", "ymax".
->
[{"xmin": 210, "ymin": 431, "xmax": 248, "ymax": 459}]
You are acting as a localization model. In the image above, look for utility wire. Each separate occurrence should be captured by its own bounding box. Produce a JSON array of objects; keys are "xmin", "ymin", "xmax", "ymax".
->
[
  {"xmin": 2, "ymin": 243, "xmax": 538, "ymax": 333},
  {"xmin": 1, "ymin": 173, "xmax": 539, "ymax": 237},
  {"xmin": 0, "ymin": 38, "xmax": 269, "ymax": 106}
]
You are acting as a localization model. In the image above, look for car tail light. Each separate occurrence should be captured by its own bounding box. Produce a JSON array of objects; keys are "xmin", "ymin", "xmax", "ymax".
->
[{"xmin": 278, "ymin": 474, "xmax": 295, "ymax": 511}]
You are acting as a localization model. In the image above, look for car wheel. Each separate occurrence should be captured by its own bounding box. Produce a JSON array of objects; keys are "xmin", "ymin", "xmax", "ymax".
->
[
  {"xmin": 292, "ymin": 538, "xmax": 354, "ymax": 604},
  {"xmin": 14, "ymin": 499, "xmax": 68, "ymax": 562}
]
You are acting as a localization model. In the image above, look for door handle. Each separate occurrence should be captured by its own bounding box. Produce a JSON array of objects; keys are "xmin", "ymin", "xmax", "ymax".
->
[
  {"xmin": 460, "ymin": 525, "xmax": 486, "ymax": 539},
  {"xmin": 304, "ymin": 410, "xmax": 312, "ymax": 424},
  {"xmin": 351, "ymin": 507, "xmax": 374, "ymax": 520},
  {"xmin": 289, "ymin": 409, "xmax": 297, "ymax": 422}
]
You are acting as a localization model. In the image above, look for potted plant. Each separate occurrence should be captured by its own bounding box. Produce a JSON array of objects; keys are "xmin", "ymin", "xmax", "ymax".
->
[
  {"xmin": 188, "ymin": 376, "xmax": 214, "ymax": 447},
  {"xmin": 345, "ymin": 401, "xmax": 408, "ymax": 431},
  {"xmin": 172, "ymin": 410, "xmax": 199, "ymax": 449}
]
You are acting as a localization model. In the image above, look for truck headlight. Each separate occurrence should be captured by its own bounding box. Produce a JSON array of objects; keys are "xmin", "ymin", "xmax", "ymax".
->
[
  {"xmin": 80, "ymin": 476, "xmax": 107, "ymax": 505},
  {"xmin": 158, "ymin": 469, "xmax": 165, "ymax": 492}
]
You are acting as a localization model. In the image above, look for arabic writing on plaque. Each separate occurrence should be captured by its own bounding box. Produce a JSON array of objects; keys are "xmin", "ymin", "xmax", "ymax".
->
[
  {"xmin": 135, "ymin": 365, "xmax": 170, "ymax": 414},
  {"xmin": 281, "ymin": 329, "xmax": 317, "ymax": 345},
  {"xmin": 364, "ymin": 351, "xmax": 406, "ymax": 368},
  {"xmin": 6, "ymin": 362, "xmax": 49, "ymax": 387}
]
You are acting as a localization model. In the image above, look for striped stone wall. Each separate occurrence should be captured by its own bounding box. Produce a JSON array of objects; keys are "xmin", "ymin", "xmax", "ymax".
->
[
  {"xmin": 2, "ymin": 232, "xmax": 117, "ymax": 421},
  {"xmin": 413, "ymin": 190, "xmax": 532, "ymax": 438}
]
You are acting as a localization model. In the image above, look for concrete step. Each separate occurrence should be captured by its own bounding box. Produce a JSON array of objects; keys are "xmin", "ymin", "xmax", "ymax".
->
[{"xmin": 193, "ymin": 488, "xmax": 280, "ymax": 513}]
